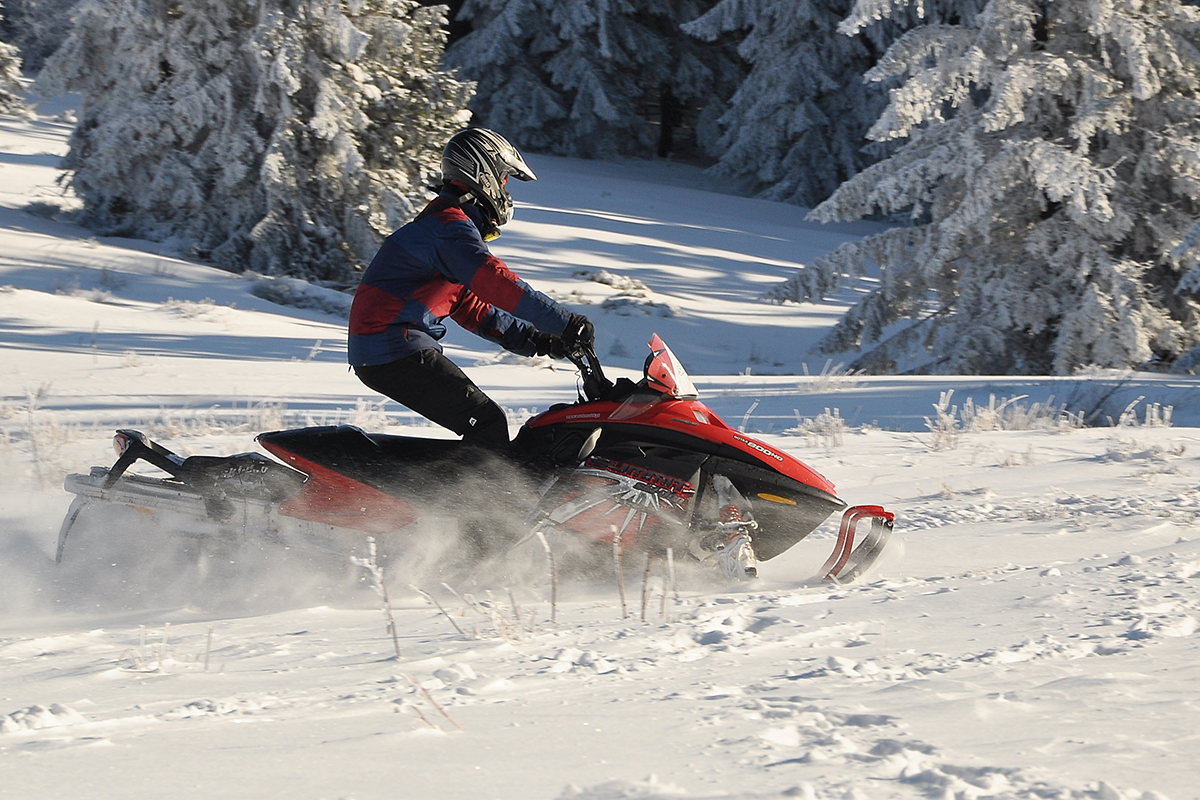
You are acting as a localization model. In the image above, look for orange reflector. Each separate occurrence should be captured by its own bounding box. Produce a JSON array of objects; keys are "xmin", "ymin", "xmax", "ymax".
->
[{"xmin": 757, "ymin": 493, "xmax": 796, "ymax": 505}]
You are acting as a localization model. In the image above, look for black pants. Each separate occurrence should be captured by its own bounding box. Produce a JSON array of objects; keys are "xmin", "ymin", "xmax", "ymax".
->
[{"xmin": 353, "ymin": 350, "xmax": 510, "ymax": 446}]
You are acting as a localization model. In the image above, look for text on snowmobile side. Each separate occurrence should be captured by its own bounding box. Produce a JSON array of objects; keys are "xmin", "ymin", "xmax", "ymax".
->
[{"xmin": 733, "ymin": 435, "xmax": 784, "ymax": 462}]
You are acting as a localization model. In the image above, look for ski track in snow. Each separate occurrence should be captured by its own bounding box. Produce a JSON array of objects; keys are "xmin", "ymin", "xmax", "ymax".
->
[
  {"xmin": 2, "ymin": 107, "xmax": 1199, "ymax": 800},
  {"xmin": 2, "ymin": 541, "xmax": 1198, "ymax": 800},
  {"xmin": 2, "ymin": 469, "xmax": 1198, "ymax": 800}
]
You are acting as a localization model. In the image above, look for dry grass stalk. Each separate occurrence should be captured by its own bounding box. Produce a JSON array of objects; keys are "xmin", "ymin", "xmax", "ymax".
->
[
  {"xmin": 412, "ymin": 585, "xmax": 470, "ymax": 639},
  {"xmin": 640, "ymin": 552, "xmax": 653, "ymax": 622},
  {"xmin": 535, "ymin": 527, "xmax": 558, "ymax": 624},
  {"xmin": 405, "ymin": 672, "xmax": 463, "ymax": 732},
  {"xmin": 612, "ymin": 527, "xmax": 627, "ymax": 618},
  {"xmin": 351, "ymin": 536, "xmax": 401, "ymax": 659}
]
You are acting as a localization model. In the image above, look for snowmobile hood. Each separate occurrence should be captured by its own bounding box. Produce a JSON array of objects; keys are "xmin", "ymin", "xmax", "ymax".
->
[
  {"xmin": 524, "ymin": 398, "xmax": 838, "ymax": 498},
  {"xmin": 526, "ymin": 334, "xmax": 838, "ymax": 497}
]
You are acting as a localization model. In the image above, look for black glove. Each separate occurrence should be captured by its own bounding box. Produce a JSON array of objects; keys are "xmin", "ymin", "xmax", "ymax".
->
[
  {"xmin": 528, "ymin": 329, "xmax": 564, "ymax": 358},
  {"xmin": 560, "ymin": 313, "xmax": 595, "ymax": 353}
]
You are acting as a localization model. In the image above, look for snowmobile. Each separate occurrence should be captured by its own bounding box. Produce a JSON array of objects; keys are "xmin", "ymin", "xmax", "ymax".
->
[{"xmin": 57, "ymin": 334, "xmax": 893, "ymax": 584}]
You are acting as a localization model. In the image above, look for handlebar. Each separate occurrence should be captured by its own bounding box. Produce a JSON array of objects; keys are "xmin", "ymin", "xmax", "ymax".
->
[{"xmin": 566, "ymin": 344, "xmax": 613, "ymax": 403}]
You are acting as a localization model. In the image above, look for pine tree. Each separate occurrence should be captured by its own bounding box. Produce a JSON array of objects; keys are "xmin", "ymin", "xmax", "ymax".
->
[
  {"xmin": 793, "ymin": 0, "xmax": 1200, "ymax": 374},
  {"xmin": 682, "ymin": 0, "xmax": 889, "ymax": 206},
  {"xmin": 35, "ymin": 0, "xmax": 473, "ymax": 282},
  {"xmin": 1, "ymin": 0, "xmax": 82, "ymax": 74},
  {"xmin": 0, "ymin": 38, "xmax": 25, "ymax": 116},
  {"xmin": 1, "ymin": 2, "xmax": 29, "ymax": 115},
  {"xmin": 445, "ymin": 0, "xmax": 742, "ymax": 159},
  {"xmin": 682, "ymin": 0, "xmax": 985, "ymax": 206}
]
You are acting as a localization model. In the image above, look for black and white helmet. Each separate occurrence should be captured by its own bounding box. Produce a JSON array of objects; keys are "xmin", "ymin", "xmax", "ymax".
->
[{"xmin": 441, "ymin": 127, "xmax": 537, "ymax": 228}]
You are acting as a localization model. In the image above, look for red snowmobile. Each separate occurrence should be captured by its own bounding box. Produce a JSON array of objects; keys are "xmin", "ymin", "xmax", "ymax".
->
[{"xmin": 58, "ymin": 335, "xmax": 892, "ymax": 583}]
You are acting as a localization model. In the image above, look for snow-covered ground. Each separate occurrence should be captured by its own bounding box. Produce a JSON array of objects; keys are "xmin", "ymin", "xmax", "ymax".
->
[{"xmin": 2, "ymin": 107, "xmax": 1199, "ymax": 800}]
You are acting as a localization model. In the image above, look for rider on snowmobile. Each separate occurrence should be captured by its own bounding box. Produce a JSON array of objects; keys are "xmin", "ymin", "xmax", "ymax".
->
[{"xmin": 348, "ymin": 127, "xmax": 595, "ymax": 447}]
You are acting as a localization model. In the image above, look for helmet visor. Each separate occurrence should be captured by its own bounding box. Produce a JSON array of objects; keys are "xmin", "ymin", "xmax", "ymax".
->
[{"xmin": 501, "ymin": 148, "xmax": 536, "ymax": 182}]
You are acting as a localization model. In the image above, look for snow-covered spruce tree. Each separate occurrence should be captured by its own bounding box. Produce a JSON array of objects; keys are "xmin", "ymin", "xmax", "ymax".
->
[
  {"xmin": 0, "ymin": 2, "xmax": 29, "ymax": 115},
  {"xmin": 789, "ymin": 0, "xmax": 1200, "ymax": 374},
  {"xmin": 0, "ymin": 0, "xmax": 82, "ymax": 74},
  {"xmin": 35, "ymin": 0, "xmax": 473, "ymax": 281},
  {"xmin": 682, "ymin": 0, "xmax": 986, "ymax": 206},
  {"xmin": 681, "ymin": 0, "xmax": 889, "ymax": 206},
  {"xmin": 445, "ymin": 0, "xmax": 743, "ymax": 159}
]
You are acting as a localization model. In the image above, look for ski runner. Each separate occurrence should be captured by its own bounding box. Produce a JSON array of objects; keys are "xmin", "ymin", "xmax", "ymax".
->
[{"xmin": 348, "ymin": 128, "xmax": 594, "ymax": 447}]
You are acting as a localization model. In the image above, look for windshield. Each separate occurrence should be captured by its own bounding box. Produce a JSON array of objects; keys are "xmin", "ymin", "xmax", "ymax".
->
[
  {"xmin": 610, "ymin": 334, "xmax": 698, "ymax": 421},
  {"xmin": 644, "ymin": 333, "xmax": 697, "ymax": 399}
]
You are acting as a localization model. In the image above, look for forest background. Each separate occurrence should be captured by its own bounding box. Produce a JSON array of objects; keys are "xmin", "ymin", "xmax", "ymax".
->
[{"xmin": 2, "ymin": 0, "xmax": 1200, "ymax": 377}]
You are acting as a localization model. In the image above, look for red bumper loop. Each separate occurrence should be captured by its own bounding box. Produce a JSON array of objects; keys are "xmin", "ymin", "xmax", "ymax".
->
[{"xmin": 820, "ymin": 505, "xmax": 896, "ymax": 583}]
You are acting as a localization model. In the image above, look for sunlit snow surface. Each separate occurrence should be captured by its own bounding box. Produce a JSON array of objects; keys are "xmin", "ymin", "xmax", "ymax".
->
[{"xmin": 2, "ymin": 106, "xmax": 1199, "ymax": 800}]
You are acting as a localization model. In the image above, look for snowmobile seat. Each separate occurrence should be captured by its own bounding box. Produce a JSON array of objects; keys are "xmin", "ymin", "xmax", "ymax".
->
[
  {"xmin": 259, "ymin": 425, "xmax": 469, "ymax": 475},
  {"xmin": 256, "ymin": 425, "xmax": 517, "ymax": 501}
]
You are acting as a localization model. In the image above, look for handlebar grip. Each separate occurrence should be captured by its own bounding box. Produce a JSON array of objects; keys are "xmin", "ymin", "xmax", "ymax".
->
[{"xmin": 568, "ymin": 345, "xmax": 613, "ymax": 402}]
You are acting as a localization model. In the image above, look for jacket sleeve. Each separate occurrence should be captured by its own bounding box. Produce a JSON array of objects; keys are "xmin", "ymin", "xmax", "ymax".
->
[
  {"xmin": 446, "ymin": 292, "xmax": 536, "ymax": 355},
  {"xmin": 435, "ymin": 215, "xmax": 573, "ymax": 345}
]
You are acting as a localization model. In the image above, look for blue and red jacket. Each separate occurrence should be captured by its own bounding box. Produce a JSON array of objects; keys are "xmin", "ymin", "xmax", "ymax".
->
[{"xmin": 348, "ymin": 196, "xmax": 571, "ymax": 367}]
